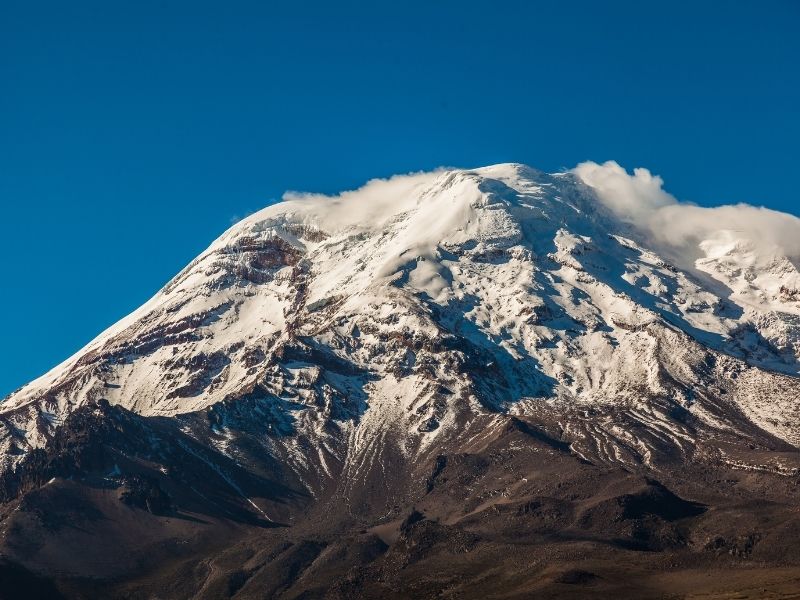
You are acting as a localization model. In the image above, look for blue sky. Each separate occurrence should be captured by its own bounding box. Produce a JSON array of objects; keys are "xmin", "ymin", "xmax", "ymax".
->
[{"xmin": 1, "ymin": 0, "xmax": 799, "ymax": 396}]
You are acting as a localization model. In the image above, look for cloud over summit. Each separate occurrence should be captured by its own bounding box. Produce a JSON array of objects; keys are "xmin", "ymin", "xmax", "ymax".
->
[{"xmin": 574, "ymin": 160, "xmax": 800, "ymax": 267}]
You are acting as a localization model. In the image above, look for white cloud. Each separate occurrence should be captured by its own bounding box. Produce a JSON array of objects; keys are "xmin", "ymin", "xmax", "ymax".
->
[
  {"xmin": 574, "ymin": 160, "xmax": 800, "ymax": 266},
  {"xmin": 573, "ymin": 160, "xmax": 676, "ymax": 222},
  {"xmin": 281, "ymin": 171, "xmax": 443, "ymax": 231}
]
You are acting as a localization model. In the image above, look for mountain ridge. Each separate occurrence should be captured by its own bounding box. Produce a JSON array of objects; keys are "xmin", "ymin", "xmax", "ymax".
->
[
  {"xmin": 1, "ymin": 162, "xmax": 799, "ymax": 598},
  {"xmin": 4, "ymin": 163, "xmax": 799, "ymax": 453}
]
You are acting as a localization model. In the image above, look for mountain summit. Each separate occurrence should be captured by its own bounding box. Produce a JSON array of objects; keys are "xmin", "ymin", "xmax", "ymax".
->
[{"xmin": 1, "ymin": 164, "xmax": 799, "ymax": 598}]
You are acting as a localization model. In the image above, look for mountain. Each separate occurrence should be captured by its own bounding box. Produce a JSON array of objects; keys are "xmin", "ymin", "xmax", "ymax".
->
[{"xmin": 1, "ymin": 163, "xmax": 799, "ymax": 599}]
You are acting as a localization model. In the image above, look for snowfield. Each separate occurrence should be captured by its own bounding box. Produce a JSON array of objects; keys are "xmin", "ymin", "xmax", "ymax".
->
[{"xmin": 2, "ymin": 162, "xmax": 799, "ymax": 476}]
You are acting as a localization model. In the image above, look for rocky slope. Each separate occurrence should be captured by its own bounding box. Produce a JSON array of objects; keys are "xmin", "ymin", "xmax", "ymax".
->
[{"xmin": 1, "ymin": 163, "xmax": 799, "ymax": 598}]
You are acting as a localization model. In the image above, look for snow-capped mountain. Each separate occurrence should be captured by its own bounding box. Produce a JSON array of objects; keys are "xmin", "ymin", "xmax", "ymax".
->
[
  {"xmin": 1, "ymin": 163, "xmax": 800, "ymax": 597},
  {"xmin": 3, "ymin": 163, "xmax": 799, "ymax": 462}
]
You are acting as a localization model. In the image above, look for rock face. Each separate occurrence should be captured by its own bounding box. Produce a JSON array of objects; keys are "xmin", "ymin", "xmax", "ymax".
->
[{"xmin": 1, "ymin": 163, "xmax": 799, "ymax": 598}]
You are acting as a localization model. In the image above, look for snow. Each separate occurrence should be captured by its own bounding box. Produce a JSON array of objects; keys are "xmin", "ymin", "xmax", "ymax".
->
[{"xmin": 2, "ymin": 162, "xmax": 800, "ymax": 473}]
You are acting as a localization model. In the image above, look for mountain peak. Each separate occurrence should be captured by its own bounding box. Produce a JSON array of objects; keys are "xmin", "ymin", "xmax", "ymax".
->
[
  {"xmin": 2, "ymin": 163, "xmax": 800, "ymax": 594},
  {"xmin": 3, "ymin": 163, "xmax": 800, "ymax": 468}
]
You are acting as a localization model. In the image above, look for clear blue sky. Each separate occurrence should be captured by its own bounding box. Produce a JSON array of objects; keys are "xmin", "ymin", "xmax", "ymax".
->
[{"xmin": 1, "ymin": 0, "xmax": 798, "ymax": 396}]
